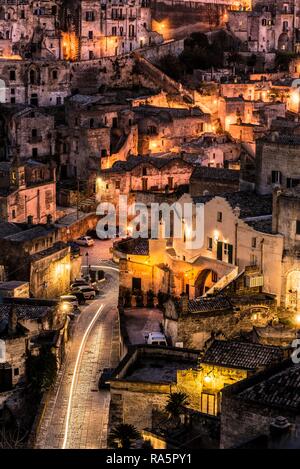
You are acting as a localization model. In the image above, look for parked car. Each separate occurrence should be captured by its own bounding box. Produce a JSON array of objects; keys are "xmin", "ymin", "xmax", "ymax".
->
[
  {"xmin": 60, "ymin": 295, "xmax": 79, "ymax": 309},
  {"xmin": 67, "ymin": 242, "xmax": 81, "ymax": 257},
  {"xmin": 71, "ymin": 285, "xmax": 96, "ymax": 300},
  {"xmin": 76, "ymin": 236, "xmax": 95, "ymax": 247},
  {"xmin": 70, "ymin": 280, "xmax": 89, "ymax": 290},
  {"xmin": 98, "ymin": 368, "xmax": 114, "ymax": 389},
  {"xmin": 145, "ymin": 332, "xmax": 167, "ymax": 346}
]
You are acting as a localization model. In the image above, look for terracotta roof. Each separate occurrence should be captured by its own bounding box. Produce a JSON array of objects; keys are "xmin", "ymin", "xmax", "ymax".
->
[
  {"xmin": 103, "ymin": 155, "xmax": 190, "ymax": 174},
  {"xmin": 245, "ymin": 217, "xmax": 273, "ymax": 234},
  {"xmin": 4, "ymin": 225, "xmax": 56, "ymax": 243},
  {"xmin": 202, "ymin": 340, "xmax": 284, "ymax": 370},
  {"xmin": 191, "ymin": 166, "xmax": 240, "ymax": 182},
  {"xmin": 115, "ymin": 237, "xmax": 149, "ymax": 256},
  {"xmin": 238, "ymin": 362, "xmax": 300, "ymax": 410},
  {"xmin": 188, "ymin": 296, "xmax": 232, "ymax": 313},
  {"xmin": 192, "ymin": 192, "xmax": 272, "ymax": 218}
]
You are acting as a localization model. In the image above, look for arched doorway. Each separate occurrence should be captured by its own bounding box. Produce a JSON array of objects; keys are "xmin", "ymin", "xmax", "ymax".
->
[
  {"xmin": 195, "ymin": 269, "xmax": 218, "ymax": 297},
  {"xmin": 286, "ymin": 271, "xmax": 300, "ymax": 310},
  {"xmin": 0, "ymin": 79, "xmax": 6, "ymax": 103},
  {"xmin": 278, "ymin": 33, "xmax": 290, "ymax": 51}
]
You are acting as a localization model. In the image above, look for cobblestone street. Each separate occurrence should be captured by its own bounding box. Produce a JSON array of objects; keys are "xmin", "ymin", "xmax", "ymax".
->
[{"xmin": 35, "ymin": 257, "xmax": 119, "ymax": 449}]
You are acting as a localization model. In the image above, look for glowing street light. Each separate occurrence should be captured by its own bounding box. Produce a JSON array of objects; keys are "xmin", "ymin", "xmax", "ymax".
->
[{"xmin": 295, "ymin": 314, "xmax": 300, "ymax": 326}]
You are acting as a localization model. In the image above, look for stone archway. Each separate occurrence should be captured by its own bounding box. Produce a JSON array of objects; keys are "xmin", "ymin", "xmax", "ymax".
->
[
  {"xmin": 195, "ymin": 269, "xmax": 218, "ymax": 298},
  {"xmin": 286, "ymin": 270, "xmax": 300, "ymax": 311},
  {"xmin": 0, "ymin": 79, "xmax": 6, "ymax": 103},
  {"xmin": 278, "ymin": 32, "xmax": 290, "ymax": 51}
]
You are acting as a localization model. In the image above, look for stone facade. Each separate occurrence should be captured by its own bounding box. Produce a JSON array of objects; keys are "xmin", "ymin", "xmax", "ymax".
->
[
  {"xmin": 220, "ymin": 360, "xmax": 300, "ymax": 448},
  {"xmin": 108, "ymin": 345, "xmax": 199, "ymax": 433},
  {"xmin": 228, "ymin": 0, "xmax": 300, "ymax": 54},
  {"xmin": 164, "ymin": 294, "xmax": 276, "ymax": 349},
  {"xmin": 256, "ymin": 135, "xmax": 300, "ymax": 196},
  {"xmin": 80, "ymin": 0, "xmax": 162, "ymax": 60}
]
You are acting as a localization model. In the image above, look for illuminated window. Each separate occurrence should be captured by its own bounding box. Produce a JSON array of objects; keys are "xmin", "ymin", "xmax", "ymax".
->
[{"xmin": 201, "ymin": 393, "xmax": 216, "ymax": 416}]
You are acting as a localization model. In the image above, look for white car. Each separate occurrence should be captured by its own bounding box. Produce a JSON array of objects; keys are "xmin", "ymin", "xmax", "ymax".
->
[
  {"xmin": 145, "ymin": 332, "xmax": 167, "ymax": 346},
  {"xmin": 76, "ymin": 236, "xmax": 95, "ymax": 247},
  {"xmin": 71, "ymin": 285, "xmax": 96, "ymax": 300}
]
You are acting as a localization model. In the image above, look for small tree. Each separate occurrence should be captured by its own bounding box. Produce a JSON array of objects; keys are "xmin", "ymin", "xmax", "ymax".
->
[
  {"xmin": 165, "ymin": 392, "xmax": 189, "ymax": 423},
  {"xmin": 26, "ymin": 348, "xmax": 57, "ymax": 396},
  {"xmin": 109, "ymin": 423, "xmax": 140, "ymax": 449}
]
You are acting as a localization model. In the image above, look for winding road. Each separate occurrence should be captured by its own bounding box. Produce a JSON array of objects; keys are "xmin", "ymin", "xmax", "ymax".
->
[{"xmin": 35, "ymin": 244, "xmax": 120, "ymax": 449}]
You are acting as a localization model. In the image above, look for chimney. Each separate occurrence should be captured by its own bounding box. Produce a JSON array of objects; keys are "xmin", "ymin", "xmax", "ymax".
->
[
  {"xmin": 27, "ymin": 215, "xmax": 33, "ymax": 226},
  {"xmin": 180, "ymin": 293, "xmax": 189, "ymax": 314},
  {"xmin": 269, "ymin": 416, "xmax": 291, "ymax": 448},
  {"xmin": 8, "ymin": 306, "xmax": 18, "ymax": 336}
]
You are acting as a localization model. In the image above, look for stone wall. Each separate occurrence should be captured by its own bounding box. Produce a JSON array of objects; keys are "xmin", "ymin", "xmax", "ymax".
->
[
  {"xmin": 109, "ymin": 384, "xmax": 171, "ymax": 433},
  {"xmin": 220, "ymin": 376, "xmax": 299, "ymax": 448},
  {"xmin": 4, "ymin": 336, "xmax": 27, "ymax": 387},
  {"xmin": 164, "ymin": 300, "xmax": 276, "ymax": 350},
  {"xmin": 141, "ymin": 39, "xmax": 185, "ymax": 64},
  {"xmin": 256, "ymin": 139, "xmax": 300, "ymax": 196},
  {"xmin": 56, "ymin": 213, "xmax": 100, "ymax": 242}
]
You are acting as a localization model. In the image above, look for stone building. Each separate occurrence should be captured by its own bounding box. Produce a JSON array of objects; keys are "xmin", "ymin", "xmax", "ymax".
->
[
  {"xmin": 0, "ymin": 160, "xmax": 56, "ymax": 224},
  {"xmin": 189, "ymin": 166, "xmax": 240, "ymax": 196},
  {"xmin": 0, "ymin": 0, "xmax": 62, "ymax": 60},
  {"xmin": 58, "ymin": 93, "xmax": 138, "ymax": 181},
  {"xmin": 0, "ymin": 106, "xmax": 56, "ymax": 161},
  {"xmin": 133, "ymin": 105, "xmax": 211, "ymax": 155},
  {"xmin": 115, "ymin": 191, "xmax": 284, "ymax": 307},
  {"xmin": 0, "ymin": 59, "xmax": 70, "ymax": 106},
  {"xmin": 163, "ymin": 290, "xmax": 276, "ymax": 349},
  {"xmin": 108, "ymin": 339, "xmax": 285, "ymax": 439},
  {"xmin": 108, "ymin": 345, "xmax": 199, "ymax": 433},
  {"xmin": 98, "ymin": 155, "xmax": 193, "ymax": 207},
  {"xmin": 181, "ymin": 133, "xmax": 242, "ymax": 169},
  {"xmin": 228, "ymin": 0, "xmax": 300, "ymax": 54},
  {"xmin": 0, "ymin": 220, "xmax": 81, "ymax": 298},
  {"xmin": 220, "ymin": 359, "xmax": 300, "ymax": 448},
  {"xmin": 256, "ymin": 135, "xmax": 300, "ymax": 195},
  {"xmin": 80, "ymin": 0, "xmax": 163, "ymax": 60},
  {"xmin": 272, "ymin": 188, "xmax": 300, "ymax": 311},
  {"xmin": 177, "ymin": 339, "xmax": 285, "ymax": 416},
  {"xmin": 0, "ymin": 297, "xmax": 70, "ymax": 429}
]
